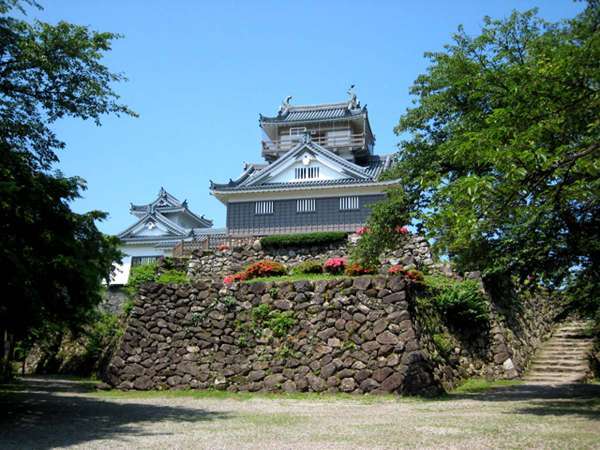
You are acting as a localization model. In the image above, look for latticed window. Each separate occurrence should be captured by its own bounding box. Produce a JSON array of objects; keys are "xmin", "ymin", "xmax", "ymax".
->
[
  {"xmin": 339, "ymin": 196, "xmax": 359, "ymax": 211},
  {"xmin": 296, "ymin": 198, "xmax": 316, "ymax": 213},
  {"xmin": 295, "ymin": 166, "xmax": 319, "ymax": 180},
  {"xmin": 255, "ymin": 200, "xmax": 273, "ymax": 215}
]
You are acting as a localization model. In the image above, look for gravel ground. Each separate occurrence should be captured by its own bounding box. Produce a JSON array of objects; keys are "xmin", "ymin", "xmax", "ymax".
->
[{"xmin": 0, "ymin": 377, "xmax": 599, "ymax": 449}]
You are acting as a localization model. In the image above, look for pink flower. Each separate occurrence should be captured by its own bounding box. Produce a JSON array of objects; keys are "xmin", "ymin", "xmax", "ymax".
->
[
  {"xmin": 356, "ymin": 226, "xmax": 369, "ymax": 236},
  {"xmin": 323, "ymin": 257, "xmax": 347, "ymax": 274}
]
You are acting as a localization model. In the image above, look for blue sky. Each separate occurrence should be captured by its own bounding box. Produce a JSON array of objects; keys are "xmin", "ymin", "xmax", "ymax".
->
[{"xmin": 27, "ymin": 0, "xmax": 583, "ymax": 234}]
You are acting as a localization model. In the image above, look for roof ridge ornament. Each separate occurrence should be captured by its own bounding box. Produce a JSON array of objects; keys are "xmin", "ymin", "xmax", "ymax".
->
[
  {"xmin": 278, "ymin": 95, "xmax": 292, "ymax": 115},
  {"xmin": 347, "ymin": 84, "xmax": 359, "ymax": 109}
]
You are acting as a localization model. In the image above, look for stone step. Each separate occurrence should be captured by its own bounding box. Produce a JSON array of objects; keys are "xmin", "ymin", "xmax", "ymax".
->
[
  {"xmin": 540, "ymin": 345, "xmax": 592, "ymax": 351},
  {"xmin": 524, "ymin": 373, "xmax": 587, "ymax": 381},
  {"xmin": 521, "ymin": 320, "xmax": 593, "ymax": 385},
  {"xmin": 532, "ymin": 358, "xmax": 588, "ymax": 366},
  {"xmin": 541, "ymin": 340, "xmax": 592, "ymax": 346},
  {"xmin": 529, "ymin": 365, "xmax": 589, "ymax": 373},
  {"xmin": 536, "ymin": 352, "xmax": 591, "ymax": 359}
]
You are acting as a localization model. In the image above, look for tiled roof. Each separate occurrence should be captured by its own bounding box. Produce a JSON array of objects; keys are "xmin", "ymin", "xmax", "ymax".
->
[
  {"xmin": 211, "ymin": 151, "xmax": 393, "ymax": 193},
  {"xmin": 129, "ymin": 187, "xmax": 213, "ymax": 228},
  {"xmin": 260, "ymin": 101, "xmax": 366, "ymax": 124}
]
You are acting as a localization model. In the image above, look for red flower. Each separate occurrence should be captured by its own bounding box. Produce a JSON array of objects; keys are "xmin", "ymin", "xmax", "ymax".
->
[
  {"xmin": 395, "ymin": 225, "xmax": 409, "ymax": 235},
  {"xmin": 345, "ymin": 263, "xmax": 377, "ymax": 276},
  {"xmin": 388, "ymin": 265, "xmax": 406, "ymax": 275},
  {"xmin": 223, "ymin": 272, "xmax": 247, "ymax": 284}
]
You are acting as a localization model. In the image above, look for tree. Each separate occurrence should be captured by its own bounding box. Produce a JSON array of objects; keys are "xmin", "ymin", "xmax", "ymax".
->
[
  {"xmin": 361, "ymin": 4, "xmax": 599, "ymax": 306},
  {"xmin": 0, "ymin": 0, "xmax": 135, "ymax": 378}
]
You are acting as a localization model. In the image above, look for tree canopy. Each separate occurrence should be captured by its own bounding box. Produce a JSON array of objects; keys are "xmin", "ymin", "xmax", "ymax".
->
[
  {"xmin": 357, "ymin": 3, "xmax": 599, "ymax": 308},
  {"xmin": 0, "ymin": 0, "xmax": 134, "ymax": 376}
]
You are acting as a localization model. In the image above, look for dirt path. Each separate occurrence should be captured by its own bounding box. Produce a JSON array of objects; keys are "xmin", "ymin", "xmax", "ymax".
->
[{"xmin": 1, "ymin": 376, "xmax": 599, "ymax": 449}]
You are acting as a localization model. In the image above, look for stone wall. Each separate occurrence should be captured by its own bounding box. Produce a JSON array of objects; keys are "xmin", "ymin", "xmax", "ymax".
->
[
  {"xmin": 188, "ymin": 235, "xmax": 435, "ymax": 280},
  {"xmin": 107, "ymin": 277, "xmax": 443, "ymax": 395},
  {"xmin": 106, "ymin": 274, "xmax": 558, "ymax": 394}
]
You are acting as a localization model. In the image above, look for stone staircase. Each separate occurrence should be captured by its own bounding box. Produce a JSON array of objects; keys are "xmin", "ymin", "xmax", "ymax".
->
[{"xmin": 524, "ymin": 320, "xmax": 594, "ymax": 384}]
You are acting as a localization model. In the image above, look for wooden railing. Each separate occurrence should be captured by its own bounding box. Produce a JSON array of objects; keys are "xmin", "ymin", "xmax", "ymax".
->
[
  {"xmin": 171, "ymin": 234, "xmax": 257, "ymax": 257},
  {"xmin": 262, "ymin": 133, "xmax": 365, "ymax": 155}
]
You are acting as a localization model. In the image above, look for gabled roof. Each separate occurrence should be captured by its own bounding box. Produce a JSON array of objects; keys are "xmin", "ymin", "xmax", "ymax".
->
[
  {"xmin": 130, "ymin": 187, "xmax": 183, "ymax": 214},
  {"xmin": 210, "ymin": 137, "xmax": 394, "ymax": 193},
  {"xmin": 117, "ymin": 210, "xmax": 189, "ymax": 240},
  {"xmin": 129, "ymin": 187, "xmax": 213, "ymax": 228}
]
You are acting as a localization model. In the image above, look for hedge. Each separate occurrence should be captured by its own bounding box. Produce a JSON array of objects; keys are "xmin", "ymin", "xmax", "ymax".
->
[{"xmin": 260, "ymin": 231, "xmax": 348, "ymax": 249}]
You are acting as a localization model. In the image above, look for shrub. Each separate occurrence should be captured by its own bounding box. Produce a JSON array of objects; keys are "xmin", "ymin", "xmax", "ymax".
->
[
  {"xmin": 323, "ymin": 257, "xmax": 346, "ymax": 274},
  {"xmin": 388, "ymin": 265, "xmax": 424, "ymax": 283},
  {"xmin": 432, "ymin": 332, "xmax": 454, "ymax": 357},
  {"xmin": 291, "ymin": 260, "xmax": 323, "ymax": 275},
  {"xmin": 388, "ymin": 264, "xmax": 406, "ymax": 275},
  {"xmin": 223, "ymin": 272, "xmax": 246, "ymax": 284},
  {"xmin": 425, "ymin": 276, "xmax": 489, "ymax": 326},
  {"xmin": 156, "ymin": 269, "xmax": 188, "ymax": 284},
  {"xmin": 260, "ymin": 231, "xmax": 348, "ymax": 249},
  {"xmin": 406, "ymin": 269, "xmax": 425, "ymax": 283},
  {"xmin": 355, "ymin": 226, "xmax": 369, "ymax": 236},
  {"xmin": 267, "ymin": 312, "xmax": 296, "ymax": 337},
  {"xmin": 251, "ymin": 304, "xmax": 272, "ymax": 322},
  {"xmin": 126, "ymin": 262, "xmax": 158, "ymax": 295},
  {"xmin": 345, "ymin": 262, "xmax": 377, "ymax": 276},
  {"xmin": 243, "ymin": 260, "xmax": 287, "ymax": 279}
]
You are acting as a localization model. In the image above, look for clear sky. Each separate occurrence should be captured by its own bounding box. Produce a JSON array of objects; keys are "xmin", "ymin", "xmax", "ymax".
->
[{"xmin": 25, "ymin": 0, "xmax": 583, "ymax": 234}]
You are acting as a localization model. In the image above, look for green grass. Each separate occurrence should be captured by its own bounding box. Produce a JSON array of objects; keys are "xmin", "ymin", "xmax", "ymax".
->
[
  {"xmin": 243, "ymin": 273, "xmax": 351, "ymax": 284},
  {"xmin": 451, "ymin": 378, "xmax": 523, "ymax": 394}
]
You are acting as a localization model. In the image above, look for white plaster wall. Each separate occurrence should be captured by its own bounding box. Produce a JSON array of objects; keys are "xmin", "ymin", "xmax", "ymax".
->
[
  {"xmin": 110, "ymin": 244, "xmax": 172, "ymax": 285},
  {"xmin": 269, "ymin": 159, "xmax": 346, "ymax": 183}
]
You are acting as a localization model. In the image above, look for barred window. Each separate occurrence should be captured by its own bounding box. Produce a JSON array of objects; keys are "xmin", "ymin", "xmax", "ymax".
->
[
  {"xmin": 296, "ymin": 198, "xmax": 316, "ymax": 213},
  {"xmin": 295, "ymin": 166, "xmax": 319, "ymax": 180},
  {"xmin": 255, "ymin": 200, "xmax": 273, "ymax": 215},
  {"xmin": 131, "ymin": 256, "xmax": 161, "ymax": 267},
  {"xmin": 339, "ymin": 196, "xmax": 359, "ymax": 211}
]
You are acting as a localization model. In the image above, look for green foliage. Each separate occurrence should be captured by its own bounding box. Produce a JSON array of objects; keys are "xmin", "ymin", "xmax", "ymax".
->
[
  {"xmin": 425, "ymin": 276, "xmax": 490, "ymax": 326},
  {"xmin": 0, "ymin": 0, "xmax": 135, "ymax": 377},
  {"xmin": 126, "ymin": 263, "xmax": 187, "ymax": 297},
  {"xmin": 260, "ymin": 232, "xmax": 348, "ymax": 249},
  {"xmin": 222, "ymin": 295, "xmax": 237, "ymax": 310},
  {"xmin": 432, "ymin": 333, "xmax": 453, "ymax": 357},
  {"xmin": 250, "ymin": 304, "xmax": 296, "ymax": 338},
  {"xmin": 350, "ymin": 188, "xmax": 411, "ymax": 267},
  {"xmin": 84, "ymin": 311, "xmax": 123, "ymax": 363},
  {"xmin": 126, "ymin": 262, "xmax": 158, "ymax": 295},
  {"xmin": 342, "ymin": 340, "xmax": 357, "ymax": 351},
  {"xmin": 363, "ymin": 5, "xmax": 600, "ymax": 317},
  {"xmin": 267, "ymin": 312, "xmax": 296, "ymax": 338},
  {"xmin": 155, "ymin": 269, "xmax": 188, "ymax": 285},
  {"xmin": 122, "ymin": 299, "xmax": 134, "ymax": 316},
  {"xmin": 251, "ymin": 304, "xmax": 272, "ymax": 323},
  {"xmin": 291, "ymin": 260, "xmax": 324, "ymax": 275}
]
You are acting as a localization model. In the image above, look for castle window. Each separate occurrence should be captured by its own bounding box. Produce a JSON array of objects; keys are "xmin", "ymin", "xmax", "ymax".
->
[
  {"xmin": 296, "ymin": 198, "xmax": 316, "ymax": 213},
  {"xmin": 131, "ymin": 256, "xmax": 161, "ymax": 267},
  {"xmin": 255, "ymin": 200, "xmax": 273, "ymax": 215},
  {"xmin": 339, "ymin": 196, "xmax": 359, "ymax": 211},
  {"xmin": 295, "ymin": 166, "xmax": 320, "ymax": 180}
]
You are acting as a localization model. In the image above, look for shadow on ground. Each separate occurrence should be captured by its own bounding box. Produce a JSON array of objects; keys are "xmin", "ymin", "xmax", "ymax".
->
[
  {"xmin": 0, "ymin": 377, "xmax": 229, "ymax": 450},
  {"xmin": 449, "ymin": 383, "xmax": 600, "ymax": 420}
]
